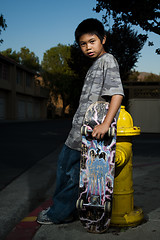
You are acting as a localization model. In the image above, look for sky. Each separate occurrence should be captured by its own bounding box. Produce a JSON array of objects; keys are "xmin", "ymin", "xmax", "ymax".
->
[{"xmin": 1, "ymin": 0, "xmax": 160, "ymax": 75}]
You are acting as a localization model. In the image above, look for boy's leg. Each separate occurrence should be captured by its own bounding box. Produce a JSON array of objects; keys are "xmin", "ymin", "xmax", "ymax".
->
[{"xmin": 47, "ymin": 144, "xmax": 80, "ymax": 223}]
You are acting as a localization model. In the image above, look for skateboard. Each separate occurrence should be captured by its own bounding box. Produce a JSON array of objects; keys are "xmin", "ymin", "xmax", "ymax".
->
[{"xmin": 76, "ymin": 101, "xmax": 117, "ymax": 233}]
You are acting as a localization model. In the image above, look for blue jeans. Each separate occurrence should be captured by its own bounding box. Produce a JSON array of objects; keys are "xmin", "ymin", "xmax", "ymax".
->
[{"xmin": 47, "ymin": 144, "xmax": 80, "ymax": 223}]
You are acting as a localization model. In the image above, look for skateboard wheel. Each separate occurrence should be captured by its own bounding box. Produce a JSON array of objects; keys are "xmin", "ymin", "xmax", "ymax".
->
[
  {"xmin": 108, "ymin": 127, "xmax": 115, "ymax": 137},
  {"xmin": 104, "ymin": 201, "xmax": 111, "ymax": 213},
  {"xmin": 81, "ymin": 126, "xmax": 88, "ymax": 136},
  {"xmin": 76, "ymin": 199, "xmax": 83, "ymax": 210}
]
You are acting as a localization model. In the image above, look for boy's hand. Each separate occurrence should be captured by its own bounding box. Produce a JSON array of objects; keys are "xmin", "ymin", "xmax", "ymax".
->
[
  {"xmin": 92, "ymin": 123, "xmax": 109, "ymax": 140},
  {"xmin": 92, "ymin": 95, "xmax": 123, "ymax": 140},
  {"xmin": 92, "ymin": 95, "xmax": 123, "ymax": 139}
]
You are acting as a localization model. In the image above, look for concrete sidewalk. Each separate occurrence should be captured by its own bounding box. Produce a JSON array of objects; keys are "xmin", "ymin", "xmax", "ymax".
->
[{"xmin": 33, "ymin": 156, "xmax": 160, "ymax": 240}]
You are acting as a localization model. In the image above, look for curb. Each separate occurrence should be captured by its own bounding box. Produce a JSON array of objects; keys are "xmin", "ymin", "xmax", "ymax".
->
[
  {"xmin": 0, "ymin": 146, "xmax": 61, "ymax": 239},
  {"xmin": 5, "ymin": 199, "xmax": 52, "ymax": 240}
]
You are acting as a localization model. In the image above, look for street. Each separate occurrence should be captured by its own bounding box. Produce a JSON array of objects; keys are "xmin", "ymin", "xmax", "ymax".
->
[
  {"xmin": 1, "ymin": 118, "xmax": 160, "ymax": 191},
  {"xmin": 0, "ymin": 119, "xmax": 72, "ymax": 190},
  {"xmin": 132, "ymin": 133, "xmax": 160, "ymax": 158}
]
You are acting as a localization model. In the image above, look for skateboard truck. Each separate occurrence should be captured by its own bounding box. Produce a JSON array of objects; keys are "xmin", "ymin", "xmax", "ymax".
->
[
  {"xmin": 81, "ymin": 125, "xmax": 116, "ymax": 137},
  {"xmin": 76, "ymin": 197, "xmax": 112, "ymax": 214}
]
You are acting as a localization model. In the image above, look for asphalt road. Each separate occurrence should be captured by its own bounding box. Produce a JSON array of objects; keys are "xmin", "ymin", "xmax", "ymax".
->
[
  {"xmin": 0, "ymin": 119, "xmax": 72, "ymax": 190},
  {"xmin": 132, "ymin": 133, "xmax": 160, "ymax": 158},
  {"xmin": 0, "ymin": 118, "xmax": 160, "ymax": 191}
]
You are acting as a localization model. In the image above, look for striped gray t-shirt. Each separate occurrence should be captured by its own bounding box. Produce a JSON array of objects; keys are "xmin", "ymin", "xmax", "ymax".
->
[{"xmin": 65, "ymin": 53, "xmax": 124, "ymax": 151}]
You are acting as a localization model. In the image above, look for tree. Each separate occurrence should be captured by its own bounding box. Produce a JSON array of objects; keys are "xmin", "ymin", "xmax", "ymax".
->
[
  {"xmin": 128, "ymin": 70, "xmax": 140, "ymax": 82},
  {"xmin": 0, "ymin": 14, "xmax": 7, "ymax": 44},
  {"xmin": 1, "ymin": 47, "xmax": 40, "ymax": 72},
  {"xmin": 68, "ymin": 43, "xmax": 94, "ymax": 110},
  {"xmin": 42, "ymin": 44, "xmax": 76, "ymax": 116},
  {"xmin": 104, "ymin": 24, "xmax": 147, "ymax": 81},
  {"xmin": 94, "ymin": 0, "xmax": 160, "ymax": 53},
  {"xmin": 68, "ymin": 43, "xmax": 93, "ymax": 80},
  {"xmin": 144, "ymin": 73, "xmax": 160, "ymax": 82},
  {"xmin": 18, "ymin": 47, "xmax": 40, "ymax": 71},
  {"xmin": 0, "ymin": 48, "xmax": 19, "ymax": 62}
]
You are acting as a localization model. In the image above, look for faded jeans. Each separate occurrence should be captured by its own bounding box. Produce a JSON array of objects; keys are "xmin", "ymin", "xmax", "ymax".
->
[{"xmin": 47, "ymin": 144, "xmax": 80, "ymax": 223}]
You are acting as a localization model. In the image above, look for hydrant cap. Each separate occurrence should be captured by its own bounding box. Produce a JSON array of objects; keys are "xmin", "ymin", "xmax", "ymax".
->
[{"xmin": 117, "ymin": 106, "xmax": 140, "ymax": 136}]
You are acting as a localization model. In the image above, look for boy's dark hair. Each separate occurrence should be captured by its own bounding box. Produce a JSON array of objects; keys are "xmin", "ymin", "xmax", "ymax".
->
[{"xmin": 75, "ymin": 18, "xmax": 105, "ymax": 44}]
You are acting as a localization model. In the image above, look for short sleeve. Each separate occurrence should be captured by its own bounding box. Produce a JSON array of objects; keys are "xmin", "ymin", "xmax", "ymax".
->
[{"xmin": 101, "ymin": 55, "xmax": 124, "ymax": 98}]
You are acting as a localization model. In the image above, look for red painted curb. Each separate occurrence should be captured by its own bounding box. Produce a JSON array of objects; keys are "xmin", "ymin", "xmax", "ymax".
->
[{"xmin": 6, "ymin": 199, "xmax": 53, "ymax": 240}]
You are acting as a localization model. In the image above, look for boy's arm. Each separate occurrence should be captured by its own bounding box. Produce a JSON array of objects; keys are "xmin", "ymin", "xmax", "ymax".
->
[{"xmin": 92, "ymin": 94, "xmax": 123, "ymax": 139}]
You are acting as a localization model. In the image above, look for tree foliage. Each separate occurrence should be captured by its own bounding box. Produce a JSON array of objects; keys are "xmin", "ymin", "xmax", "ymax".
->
[
  {"xmin": 128, "ymin": 70, "xmax": 140, "ymax": 82},
  {"xmin": 42, "ymin": 44, "xmax": 73, "ymax": 77},
  {"xmin": 41, "ymin": 44, "xmax": 77, "ymax": 115},
  {"xmin": 144, "ymin": 73, "xmax": 160, "ymax": 82},
  {"xmin": 68, "ymin": 43, "xmax": 93, "ymax": 80},
  {"xmin": 94, "ymin": 0, "xmax": 160, "ymax": 53},
  {"xmin": 19, "ymin": 47, "xmax": 40, "ymax": 71},
  {"xmin": 1, "ymin": 47, "xmax": 40, "ymax": 71},
  {"xmin": 104, "ymin": 24, "xmax": 147, "ymax": 80},
  {"xmin": 68, "ymin": 43, "xmax": 94, "ymax": 110},
  {"xmin": 0, "ymin": 14, "xmax": 7, "ymax": 44},
  {"xmin": 128, "ymin": 71, "xmax": 160, "ymax": 82},
  {"xmin": 0, "ymin": 48, "xmax": 19, "ymax": 62}
]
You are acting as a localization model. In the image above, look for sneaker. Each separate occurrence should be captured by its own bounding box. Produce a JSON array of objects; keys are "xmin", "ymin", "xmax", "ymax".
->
[
  {"xmin": 37, "ymin": 207, "xmax": 77, "ymax": 225},
  {"xmin": 37, "ymin": 207, "xmax": 54, "ymax": 225}
]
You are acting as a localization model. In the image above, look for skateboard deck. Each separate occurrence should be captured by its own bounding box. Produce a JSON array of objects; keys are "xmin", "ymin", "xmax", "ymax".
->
[{"xmin": 76, "ymin": 101, "xmax": 117, "ymax": 233}]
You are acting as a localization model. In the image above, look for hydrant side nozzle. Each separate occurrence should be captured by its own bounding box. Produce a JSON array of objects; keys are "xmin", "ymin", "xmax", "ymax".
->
[{"xmin": 115, "ymin": 144, "xmax": 130, "ymax": 167}]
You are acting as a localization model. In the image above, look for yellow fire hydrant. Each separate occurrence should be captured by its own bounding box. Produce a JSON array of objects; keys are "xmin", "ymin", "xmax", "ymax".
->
[{"xmin": 111, "ymin": 106, "xmax": 144, "ymax": 227}]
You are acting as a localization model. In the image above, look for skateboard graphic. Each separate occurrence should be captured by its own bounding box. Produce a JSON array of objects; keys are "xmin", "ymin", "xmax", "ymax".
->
[{"xmin": 76, "ymin": 101, "xmax": 117, "ymax": 233}]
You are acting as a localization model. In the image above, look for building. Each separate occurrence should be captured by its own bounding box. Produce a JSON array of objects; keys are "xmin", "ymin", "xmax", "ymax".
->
[
  {"xmin": 124, "ymin": 81, "xmax": 160, "ymax": 133},
  {"xmin": 0, "ymin": 54, "xmax": 49, "ymax": 120}
]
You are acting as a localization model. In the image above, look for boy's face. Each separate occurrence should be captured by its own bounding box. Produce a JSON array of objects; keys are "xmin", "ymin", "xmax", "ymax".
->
[{"xmin": 79, "ymin": 33, "xmax": 106, "ymax": 59}]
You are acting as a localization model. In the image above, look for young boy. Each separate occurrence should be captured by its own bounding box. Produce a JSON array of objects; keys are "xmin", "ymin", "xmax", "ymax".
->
[{"xmin": 37, "ymin": 18, "xmax": 124, "ymax": 224}]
